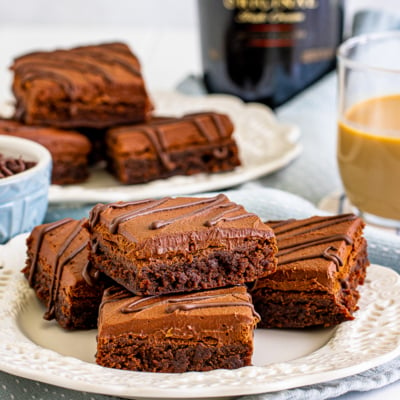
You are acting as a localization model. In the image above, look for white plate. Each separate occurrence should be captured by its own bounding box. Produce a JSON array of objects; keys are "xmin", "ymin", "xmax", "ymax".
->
[
  {"xmin": 45, "ymin": 91, "xmax": 302, "ymax": 204},
  {"xmin": 1, "ymin": 235, "xmax": 400, "ymax": 399}
]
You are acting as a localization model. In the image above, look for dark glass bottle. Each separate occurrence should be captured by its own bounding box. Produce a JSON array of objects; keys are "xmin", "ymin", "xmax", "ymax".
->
[{"xmin": 198, "ymin": 0, "xmax": 344, "ymax": 108}]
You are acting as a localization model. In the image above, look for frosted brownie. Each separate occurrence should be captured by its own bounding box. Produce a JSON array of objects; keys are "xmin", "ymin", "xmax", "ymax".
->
[
  {"xmin": 11, "ymin": 42, "xmax": 152, "ymax": 128},
  {"xmin": 105, "ymin": 112, "xmax": 241, "ymax": 184},
  {"xmin": 96, "ymin": 285, "xmax": 260, "ymax": 372},
  {"xmin": 0, "ymin": 119, "xmax": 91, "ymax": 184},
  {"xmin": 251, "ymin": 214, "xmax": 369, "ymax": 328},
  {"xmin": 22, "ymin": 218, "xmax": 106, "ymax": 329},
  {"xmin": 87, "ymin": 194, "xmax": 277, "ymax": 295}
]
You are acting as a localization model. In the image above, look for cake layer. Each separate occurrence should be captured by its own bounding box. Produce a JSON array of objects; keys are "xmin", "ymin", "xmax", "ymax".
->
[
  {"xmin": 11, "ymin": 42, "xmax": 152, "ymax": 128},
  {"xmin": 106, "ymin": 112, "xmax": 241, "ymax": 184},
  {"xmin": 96, "ymin": 285, "xmax": 259, "ymax": 372},
  {"xmin": 87, "ymin": 194, "xmax": 277, "ymax": 295},
  {"xmin": 251, "ymin": 214, "xmax": 369, "ymax": 328},
  {"xmin": 0, "ymin": 118, "xmax": 91, "ymax": 184},
  {"xmin": 22, "ymin": 218, "xmax": 106, "ymax": 329},
  {"xmin": 253, "ymin": 240, "xmax": 368, "ymax": 328}
]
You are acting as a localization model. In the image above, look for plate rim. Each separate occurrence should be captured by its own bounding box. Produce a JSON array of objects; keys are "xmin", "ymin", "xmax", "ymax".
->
[{"xmin": 1, "ymin": 234, "xmax": 400, "ymax": 399}]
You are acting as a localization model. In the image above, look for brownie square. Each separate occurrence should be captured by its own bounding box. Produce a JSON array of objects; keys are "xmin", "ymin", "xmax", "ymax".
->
[
  {"xmin": 11, "ymin": 42, "xmax": 152, "ymax": 128},
  {"xmin": 96, "ymin": 285, "xmax": 260, "ymax": 372},
  {"xmin": 22, "ymin": 218, "xmax": 106, "ymax": 330},
  {"xmin": 87, "ymin": 194, "xmax": 277, "ymax": 295},
  {"xmin": 105, "ymin": 112, "xmax": 241, "ymax": 184},
  {"xmin": 0, "ymin": 119, "xmax": 91, "ymax": 184},
  {"xmin": 250, "ymin": 214, "xmax": 369, "ymax": 328}
]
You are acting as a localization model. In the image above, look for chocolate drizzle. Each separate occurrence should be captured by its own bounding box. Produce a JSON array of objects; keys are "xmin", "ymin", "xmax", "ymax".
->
[
  {"xmin": 88, "ymin": 203, "xmax": 107, "ymax": 229},
  {"xmin": 27, "ymin": 217, "xmax": 90, "ymax": 321},
  {"xmin": 273, "ymin": 214, "xmax": 357, "ymax": 238},
  {"xmin": 89, "ymin": 195, "xmax": 259, "ymax": 237},
  {"xmin": 73, "ymin": 46, "xmax": 141, "ymax": 76},
  {"xmin": 110, "ymin": 198, "xmax": 171, "ymax": 233},
  {"xmin": 149, "ymin": 195, "xmax": 228, "ymax": 230},
  {"xmin": 28, "ymin": 218, "xmax": 73, "ymax": 285},
  {"xmin": 81, "ymin": 258, "xmax": 100, "ymax": 288},
  {"xmin": 277, "ymin": 234, "xmax": 353, "ymax": 257},
  {"xmin": 88, "ymin": 199, "xmax": 165, "ymax": 232},
  {"xmin": 204, "ymin": 205, "xmax": 256, "ymax": 227},
  {"xmin": 269, "ymin": 214, "xmax": 358, "ymax": 268},
  {"xmin": 17, "ymin": 56, "xmax": 115, "ymax": 84},
  {"xmin": 186, "ymin": 112, "xmax": 230, "ymax": 159},
  {"xmin": 21, "ymin": 70, "xmax": 77, "ymax": 98},
  {"xmin": 136, "ymin": 126, "xmax": 176, "ymax": 171},
  {"xmin": 267, "ymin": 219, "xmax": 296, "ymax": 229},
  {"xmin": 99, "ymin": 286, "xmax": 131, "ymax": 314},
  {"xmin": 13, "ymin": 42, "xmax": 141, "ymax": 98},
  {"xmin": 165, "ymin": 298, "xmax": 257, "ymax": 316},
  {"xmin": 322, "ymin": 246, "xmax": 343, "ymax": 267},
  {"xmin": 106, "ymin": 289, "xmax": 260, "ymax": 319},
  {"xmin": 110, "ymin": 112, "xmax": 232, "ymax": 171},
  {"xmin": 189, "ymin": 112, "xmax": 224, "ymax": 141},
  {"xmin": 44, "ymin": 219, "xmax": 87, "ymax": 320}
]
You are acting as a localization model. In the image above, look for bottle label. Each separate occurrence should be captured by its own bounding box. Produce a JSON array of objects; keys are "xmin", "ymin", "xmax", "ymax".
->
[
  {"xmin": 222, "ymin": 0, "xmax": 321, "ymax": 48},
  {"xmin": 223, "ymin": 0, "xmax": 319, "ymax": 24}
]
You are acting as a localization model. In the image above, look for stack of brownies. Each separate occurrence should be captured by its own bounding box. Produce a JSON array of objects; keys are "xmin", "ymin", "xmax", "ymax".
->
[
  {"xmin": 23, "ymin": 194, "xmax": 277, "ymax": 372},
  {"xmin": 13, "ymin": 37, "xmax": 370, "ymax": 377},
  {"xmin": 0, "ymin": 42, "xmax": 241, "ymax": 185},
  {"xmin": 22, "ymin": 193, "xmax": 370, "ymax": 373}
]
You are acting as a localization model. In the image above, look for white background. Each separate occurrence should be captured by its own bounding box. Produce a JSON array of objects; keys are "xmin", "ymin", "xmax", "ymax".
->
[{"xmin": 0, "ymin": 0, "xmax": 400, "ymax": 28}]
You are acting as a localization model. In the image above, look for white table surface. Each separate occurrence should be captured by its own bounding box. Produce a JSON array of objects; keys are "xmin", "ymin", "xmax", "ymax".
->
[{"xmin": 0, "ymin": 24, "xmax": 399, "ymax": 400}]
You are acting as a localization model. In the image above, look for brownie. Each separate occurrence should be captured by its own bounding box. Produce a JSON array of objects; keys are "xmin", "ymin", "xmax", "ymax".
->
[
  {"xmin": 250, "ymin": 214, "xmax": 369, "ymax": 328},
  {"xmin": 22, "ymin": 218, "xmax": 106, "ymax": 330},
  {"xmin": 10, "ymin": 42, "xmax": 152, "ymax": 128},
  {"xmin": 105, "ymin": 112, "xmax": 241, "ymax": 184},
  {"xmin": 96, "ymin": 285, "xmax": 260, "ymax": 372},
  {"xmin": 0, "ymin": 119, "xmax": 91, "ymax": 184},
  {"xmin": 87, "ymin": 194, "xmax": 277, "ymax": 295},
  {"xmin": 79, "ymin": 128, "xmax": 107, "ymax": 165}
]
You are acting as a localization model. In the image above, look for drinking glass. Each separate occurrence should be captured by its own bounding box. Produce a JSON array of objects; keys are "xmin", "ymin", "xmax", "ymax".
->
[{"xmin": 337, "ymin": 31, "xmax": 400, "ymax": 228}]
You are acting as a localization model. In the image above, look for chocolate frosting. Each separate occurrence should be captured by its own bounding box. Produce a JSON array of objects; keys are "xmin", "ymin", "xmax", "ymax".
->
[
  {"xmin": 106, "ymin": 112, "xmax": 235, "ymax": 170},
  {"xmin": 12, "ymin": 42, "xmax": 141, "ymax": 100},
  {"xmin": 269, "ymin": 214, "xmax": 357, "ymax": 267},
  {"xmin": 98, "ymin": 286, "xmax": 260, "ymax": 339},
  {"xmin": 271, "ymin": 214, "xmax": 357, "ymax": 239},
  {"xmin": 277, "ymin": 234, "xmax": 353, "ymax": 267},
  {"xmin": 44, "ymin": 219, "xmax": 84, "ymax": 320},
  {"xmin": 26, "ymin": 218, "xmax": 92, "ymax": 320},
  {"xmin": 115, "ymin": 290, "xmax": 259, "ymax": 319},
  {"xmin": 88, "ymin": 195, "xmax": 272, "ymax": 257},
  {"xmin": 253, "ymin": 214, "xmax": 365, "ymax": 292},
  {"xmin": 0, "ymin": 119, "xmax": 91, "ymax": 157},
  {"xmin": 28, "ymin": 218, "xmax": 73, "ymax": 285}
]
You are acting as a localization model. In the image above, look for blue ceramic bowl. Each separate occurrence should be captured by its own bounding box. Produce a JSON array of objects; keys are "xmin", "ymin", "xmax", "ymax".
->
[{"xmin": 0, "ymin": 135, "xmax": 52, "ymax": 244}]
